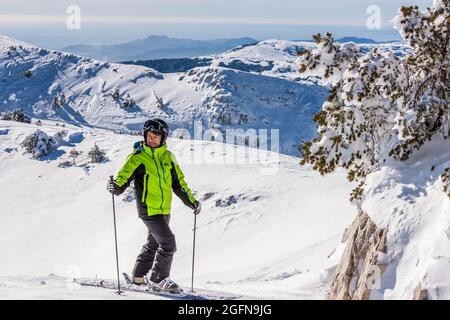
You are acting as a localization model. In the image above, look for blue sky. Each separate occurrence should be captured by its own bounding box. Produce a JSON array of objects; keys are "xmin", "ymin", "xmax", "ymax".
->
[{"xmin": 0, "ymin": 0, "xmax": 431, "ymax": 48}]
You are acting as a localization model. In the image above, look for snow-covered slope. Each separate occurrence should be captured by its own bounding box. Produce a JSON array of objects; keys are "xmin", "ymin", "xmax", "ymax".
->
[
  {"xmin": 361, "ymin": 136, "xmax": 450, "ymax": 299},
  {"xmin": 328, "ymin": 136, "xmax": 450, "ymax": 300},
  {"xmin": 0, "ymin": 34, "xmax": 332, "ymax": 156},
  {"xmin": 0, "ymin": 119, "xmax": 357, "ymax": 299},
  {"xmin": 207, "ymin": 39, "xmax": 408, "ymax": 81},
  {"xmin": 208, "ymin": 40, "xmax": 312, "ymax": 81}
]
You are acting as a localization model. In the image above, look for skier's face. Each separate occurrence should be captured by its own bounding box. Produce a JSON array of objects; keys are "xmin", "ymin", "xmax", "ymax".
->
[{"xmin": 146, "ymin": 131, "xmax": 162, "ymax": 148}]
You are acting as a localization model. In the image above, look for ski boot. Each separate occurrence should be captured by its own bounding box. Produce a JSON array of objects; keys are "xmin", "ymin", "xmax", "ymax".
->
[
  {"xmin": 132, "ymin": 276, "xmax": 146, "ymax": 286},
  {"xmin": 146, "ymin": 277, "xmax": 181, "ymax": 294}
]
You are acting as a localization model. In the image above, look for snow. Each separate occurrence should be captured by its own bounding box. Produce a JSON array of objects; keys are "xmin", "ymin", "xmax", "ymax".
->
[
  {"xmin": 2, "ymin": 33, "xmax": 446, "ymax": 300},
  {"xmin": 0, "ymin": 119, "xmax": 356, "ymax": 299},
  {"xmin": 361, "ymin": 136, "xmax": 450, "ymax": 299},
  {"xmin": 208, "ymin": 40, "xmax": 312, "ymax": 81},
  {"xmin": 0, "ymin": 275, "xmax": 169, "ymax": 300}
]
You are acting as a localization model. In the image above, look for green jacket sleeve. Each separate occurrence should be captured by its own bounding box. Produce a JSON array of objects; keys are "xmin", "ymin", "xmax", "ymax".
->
[
  {"xmin": 170, "ymin": 153, "xmax": 197, "ymax": 208},
  {"xmin": 114, "ymin": 153, "xmax": 140, "ymax": 194}
]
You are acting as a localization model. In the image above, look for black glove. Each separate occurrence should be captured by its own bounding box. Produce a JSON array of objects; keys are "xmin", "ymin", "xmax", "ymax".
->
[
  {"xmin": 107, "ymin": 178, "xmax": 122, "ymax": 195},
  {"xmin": 191, "ymin": 200, "xmax": 201, "ymax": 215}
]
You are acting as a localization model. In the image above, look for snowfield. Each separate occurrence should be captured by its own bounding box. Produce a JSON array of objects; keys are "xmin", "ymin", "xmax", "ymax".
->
[{"xmin": 0, "ymin": 119, "xmax": 356, "ymax": 299}]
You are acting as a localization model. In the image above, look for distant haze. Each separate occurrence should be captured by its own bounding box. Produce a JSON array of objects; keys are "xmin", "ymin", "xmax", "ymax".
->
[
  {"xmin": 0, "ymin": 0, "xmax": 431, "ymax": 48},
  {"xmin": 60, "ymin": 35, "xmax": 258, "ymax": 62}
]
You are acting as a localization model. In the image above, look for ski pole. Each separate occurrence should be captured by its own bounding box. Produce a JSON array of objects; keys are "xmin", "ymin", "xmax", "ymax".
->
[
  {"xmin": 191, "ymin": 213, "xmax": 197, "ymax": 292},
  {"xmin": 110, "ymin": 175, "xmax": 123, "ymax": 295}
]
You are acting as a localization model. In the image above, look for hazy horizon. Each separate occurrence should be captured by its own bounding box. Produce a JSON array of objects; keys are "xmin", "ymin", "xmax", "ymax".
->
[{"xmin": 0, "ymin": 0, "xmax": 431, "ymax": 49}]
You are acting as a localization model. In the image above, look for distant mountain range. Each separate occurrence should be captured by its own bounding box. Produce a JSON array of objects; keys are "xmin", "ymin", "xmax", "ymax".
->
[
  {"xmin": 60, "ymin": 35, "xmax": 258, "ymax": 62},
  {"xmin": 335, "ymin": 36, "xmax": 399, "ymax": 44},
  {"xmin": 61, "ymin": 35, "xmax": 400, "ymax": 63},
  {"xmin": 295, "ymin": 36, "xmax": 399, "ymax": 44}
]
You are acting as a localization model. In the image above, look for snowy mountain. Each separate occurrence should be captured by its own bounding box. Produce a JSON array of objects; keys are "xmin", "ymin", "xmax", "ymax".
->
[
  {"xmin": 0, "ymin": 119, "xmax": 357, "ymax": 299},
  {"xmin": 60, "ymin": 35, "xmax": 258, "ymax": 62},
  {"xmin": 0, "ymin": 34, "xmax": 331, "ymax": 156},
  {"xmin": 0, "ymin": 35, "xmax": 409, "ymax": 156},
  {"xmin": 125, "ymin": 39, "xmax": 408, "ymax": 77}
]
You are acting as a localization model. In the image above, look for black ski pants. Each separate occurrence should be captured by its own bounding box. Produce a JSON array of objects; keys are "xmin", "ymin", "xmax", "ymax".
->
[{"xmin": 132, "ymin": 214, "xmax": 177, "ymax": 283}]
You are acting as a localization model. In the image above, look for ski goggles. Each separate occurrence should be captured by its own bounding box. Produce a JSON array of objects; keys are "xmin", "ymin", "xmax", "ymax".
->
[{"xmin": 143, "ymin": 120, "xmax": 169, "ymax": 136}]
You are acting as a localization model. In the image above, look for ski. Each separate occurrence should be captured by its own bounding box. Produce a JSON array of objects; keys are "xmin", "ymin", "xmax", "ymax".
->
[
  {"xmin": 123, "ymin": 273, "xmax": 241, "ymax": 300},
  {"xmin": 73, "ymin": 275, "xmax": 241, "ymax": 300}
]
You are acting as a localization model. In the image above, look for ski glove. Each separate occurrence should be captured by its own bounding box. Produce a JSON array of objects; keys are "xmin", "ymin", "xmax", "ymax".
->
[
  {"xmin": 107, "ymin": 178, "xmax": 122, "ymax": 196},
  {"xmin": 191, "ymin": 200, "xmax": 201, "ymax": 215}
]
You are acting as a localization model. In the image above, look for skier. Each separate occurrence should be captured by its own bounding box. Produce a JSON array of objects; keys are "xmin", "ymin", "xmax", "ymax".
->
[{"xmin": 107, "ymin": 118, "xmax": 201, "ymax": 292}]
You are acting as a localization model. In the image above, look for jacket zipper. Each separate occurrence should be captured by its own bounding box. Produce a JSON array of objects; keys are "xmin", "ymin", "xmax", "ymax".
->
[
  {"xmin": 151, "ymin": 148, "xmax": 164, "ymax": 213},
  {"xmin": 141, "ymin": 174, "xmax": 149, "ymax": 203}
]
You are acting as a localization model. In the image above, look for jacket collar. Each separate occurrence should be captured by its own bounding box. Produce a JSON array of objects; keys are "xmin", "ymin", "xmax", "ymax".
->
[{"xmin": 133, "ymin": 140, "xmax": 167, "ymax": 156}]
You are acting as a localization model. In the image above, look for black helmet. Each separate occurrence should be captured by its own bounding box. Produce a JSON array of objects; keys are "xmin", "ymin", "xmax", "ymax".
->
[{"xmin": 143, "ymin": 118, "xmax": 169, "ymax": 146}]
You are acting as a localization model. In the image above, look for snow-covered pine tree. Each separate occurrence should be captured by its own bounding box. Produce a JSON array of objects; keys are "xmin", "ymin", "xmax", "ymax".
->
[
  {"xmin": 21, "ymin": 129, "xmax": 64, "ymax": 159},
  {"xmin": 88, "ymin": 144, "xmax": 107, "ymax": 163},
  {"xmin": 1, "ymin": 108, "xmax": 31, "ymax": 123},
  {"xmin": 442, "ymin": 167, "xmax": 450, "ymax": 198},
  {"xmin": 59, "ymin": 93, "xmax": 66, "ymax": 106},
  {"xmin": 298, "ymin": 0, "xmax": 450, "ymax": 202},
  {"xmin": 390, "ymin": 1, "xmax": 450, "ymax": 161},
  {"xmin": 122, "ymin": 93, "xmax": 135, "ymax": 109},
  {"xmin": 111, "ymin": 87, "xmax": 121, "ymax": 99},
  {"xmin": 153, "ymin": 90, "xmax": 165, "ymax": 109},
  {"xmin": 52, "ymin": 93, "xmax": 66, "ymax": 109}
]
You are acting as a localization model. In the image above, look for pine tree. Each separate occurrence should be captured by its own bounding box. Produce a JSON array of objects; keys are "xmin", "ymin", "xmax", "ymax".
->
[
  {"xmin": 390, "ymin": 2, "xmax": 450, "ymax": 160},
  {"xmin": 442, "ymin": 167, "xmax": 450, "ymax": 198},
  {"xmin": 111, "ymin": 87, "xmax": 120, "ymax": 99},
  {"xmin": 1, "ymin": 108, "xmax": 31, "ymax": 123},
  {"xmin": 153, "ymin": 90, "xmax": 165, "ymax": 109},
  {"xmin": 21, "ymin": 129, "xmax": 63, "ymax": 159},
  {"xmin": 298, "ymin": 1, "xmax": 450, "ymax": 202},
  {"xmin": 88, "ymin": 144, "xmax": 107, "ymax": 163},
  {"xmin": 122, "ymin": 93, "xmax": 135, "ymax": 109}
]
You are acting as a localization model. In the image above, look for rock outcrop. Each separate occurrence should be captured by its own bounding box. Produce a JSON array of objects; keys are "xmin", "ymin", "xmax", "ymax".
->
[
  {"xmin": 413, "ymin": 285, "xmax": 428, "ymax": 300},
  {"xmin": 328, "ymin": 211, "xmax": 387, "ymax": 300}
]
